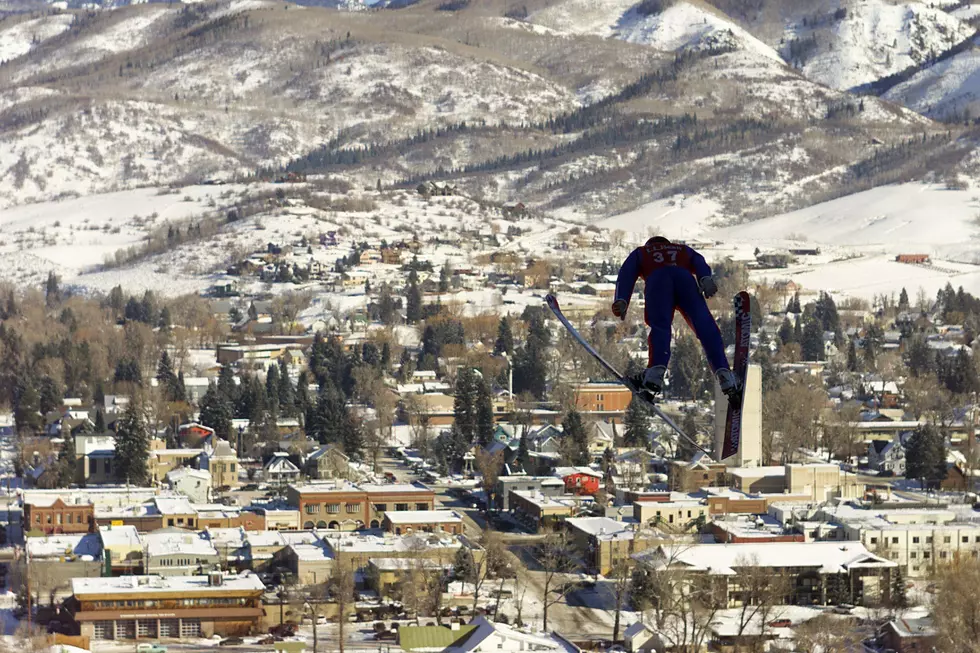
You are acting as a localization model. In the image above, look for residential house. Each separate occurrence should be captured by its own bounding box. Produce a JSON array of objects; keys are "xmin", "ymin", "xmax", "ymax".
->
[
  {"xmin": 668, "ymin": 455, "xmax": 728, "ymax": 492},
  {"xmin": 398, "ymin": 624, "xmax": 478, "ymax": 651},
  {"xmin": 264, "ymin": 452, "xmax": 301, "ymax": 483},
  {"xmin": 75, "ymin": 434, "xmax": 117, "ymax": 485},
  {"xmin": 554, "ymin": 467, "xmax": 602, "ymax": 496},
  {"xmin": 305, "ymin": 445, "xmax": 351, "ymax": 480},
  {"xmin": 868, "ymin": 436, "xmax": 907, "ymax": 476},
  {"xmin": 878, "ymin": 617, "xmax": 937, "ymax": 653},
  {"xmin": 441, "ymin": 616, "xmax": 579, "ymax": 653}
]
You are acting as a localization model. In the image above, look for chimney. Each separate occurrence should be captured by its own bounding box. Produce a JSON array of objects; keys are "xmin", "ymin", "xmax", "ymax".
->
[{"xmin": 450, "ymin": 622, "xmax": 460, "ymax": 631}]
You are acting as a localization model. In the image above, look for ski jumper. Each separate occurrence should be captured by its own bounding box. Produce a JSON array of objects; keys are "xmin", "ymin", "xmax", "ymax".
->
[{"xmin": 614, "ymin": 240, "xmax": 730, "ymax": 373}]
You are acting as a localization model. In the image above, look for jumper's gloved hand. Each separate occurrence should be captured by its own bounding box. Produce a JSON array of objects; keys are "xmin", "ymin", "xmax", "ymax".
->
[
  {"xmin": 699, "ymin": 276, "xmax": 718, "ymax": 299},
  {"xmin": 611, "ymin": 299, "xmax": 628, "ymax": 320}
]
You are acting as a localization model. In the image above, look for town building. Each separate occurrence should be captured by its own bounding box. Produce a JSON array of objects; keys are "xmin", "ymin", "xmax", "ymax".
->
[
  {"xmin": 633, "ymin": 500, "xmax": 708, "ymax": 530},
  {"xmin": 24, "ymin": 496, "xmax": 95, "ymax": 536},
  {"xmin": 24, "ymin": 533, "xmax": 103, "ymax": 601},
  {"xmin": 668, "ymin": 457, "xmax": 728, "ymax": 492},
  {"xmin": 572, "ymin": 382, "xmax": 631, "ymax": 416},
  {"xmin": 99, "ymin": 525, "xmax": 143, "ymax": 575},
  {"xmin": 509, "ymin": 491, "xmax": 592, "ymax": 532},
  {"xmin": 164, "ymin": 468, "xmax": 212, "ymax": 504},
  {"xmin": 143, "ymin": 531, "xmax": 220, "ymax": 576},
  {"xmin": 553, "ymin": 467, "xmax": 602, "ymax": 496},
  {"xmin": 67, "ymin": 573, "xmax": 265, "ymax": 641},
  {"xmin": 565, "ymin": 517, "xmax": 665, "ymax": 575},
  {"xmin": 635, "ymin": 541, "xmax": 896, "ymax": 607},
  {"xmin": 382, "ymin": 510, "xmax": 464, "ymax": 535},
  {"xmin": 287, "ymin": 482, "xmax": 435, "ymax": 530},
  {"xmin": 878, "ymin": 616, "xmax": 937, "ymax": 653},
  {"xmin": 494, "ymin": 476, "xmax": 565, "ymax": 512}
]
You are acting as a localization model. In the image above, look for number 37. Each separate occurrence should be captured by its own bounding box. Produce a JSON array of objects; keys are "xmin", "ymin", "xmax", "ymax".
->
[{"xmin": 652, "ymin": 250, "xmax": 677, "ymax": 263}]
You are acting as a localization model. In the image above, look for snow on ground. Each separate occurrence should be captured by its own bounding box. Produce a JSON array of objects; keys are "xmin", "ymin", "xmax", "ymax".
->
[
  {"xmin": 616, "ymin": 1, "xmax": 784, "ymax": 62},
  {"xmin": 0, "ymin": 13, "xmax": 73, "ymax": 63},
  {"xmin": 530, "ymin": 0, "xmax": 785, "ymax": 62},
  {"xmin": 712, "ymin": 181, "xmax": 980, "ymax": 299},
  {"xmin": 0, "ymin": 183, "xmax": 259, "ymax": 285},
  {"xmin": 884, "ymin": 47, "xmax": 980, "ymax": 119},
  {"xmin": 785, "ymin": 0, "xmax": 974, "ymax": 91},
  {"xmin": 594, "ymin": 196, "xmax": 724, "ymax": 240},
  {"xmin": 16, "ymin": 6, "xmax": 172, "ymax": 81}
]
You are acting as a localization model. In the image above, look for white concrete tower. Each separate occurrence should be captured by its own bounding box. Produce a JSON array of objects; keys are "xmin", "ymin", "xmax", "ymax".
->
[{"xmin": 713, "ymin": 363, "xmax": 762, "ymax": 466}]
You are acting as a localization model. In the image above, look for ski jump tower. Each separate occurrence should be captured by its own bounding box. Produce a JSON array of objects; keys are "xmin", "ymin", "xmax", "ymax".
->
[{"xmin": 713, "ymin": 363, "xmax": 762, "ymax": 466}]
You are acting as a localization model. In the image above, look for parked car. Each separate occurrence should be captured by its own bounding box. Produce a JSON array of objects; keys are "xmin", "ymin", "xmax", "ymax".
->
[
  {"xmin": 136, "ymin": 645, "xmax": 168, "ymax": 653},
  {"xmin": 374, "ymin": 630, "xmax": 397, "ymax": 641},
  {"xmin": 768, "ymin": 619, "xmax": 792, "ymax": 628},
  {"xmin": 270, "ymin": 623, "xmax": 298, "ymax": 637},
  {"xmin": 218, "ymin": 637, "xmax": 244, "ymax": 646}
]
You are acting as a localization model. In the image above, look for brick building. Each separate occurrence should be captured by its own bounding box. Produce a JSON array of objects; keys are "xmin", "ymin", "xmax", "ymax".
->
[
  {"xmin": 25, "ymin": 497, "xmax": 95, "ymax": 535},
  {"xmin": 287, "ymin": 482, "xmax": 435, "ymax": 530},
  {"xmin": 381, "ymin": 510, "xmax": 464, "ymax": 535}
]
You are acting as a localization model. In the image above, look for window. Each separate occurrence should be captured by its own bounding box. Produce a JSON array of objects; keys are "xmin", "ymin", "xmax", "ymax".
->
[
  {"xmin": 924, "ymin": 552, "xmax": 931, "ymax": 559},
  {"xmin": 67, "ymin": 513, "xmax": 73, "ymax": 525},
  {"xmin": 105, "ymin": 460, "xmax": 111, "ymax": 474},
  {"xmin": 890, "ymin": 552, "xmax": 899, "ymax": 559},
  {"xmin": 892, "ymin": 537, "xmax": 899, "ymax": 544},
  {"xmin": 913, "ymin": 537, "xmax": 920, "ymax": 544},
  {"xmin": 941, "ymin": 551, "xmax": 948, "ymax": 559},
  {"xmin": 926, "ymin": 537, "xmax": 933, "ymax": 544},
  {"xmin": 870, "ymin": 537, "xmax": 878, "ymax": 544},
  {"xmin": 231, "ymin": 463, "xmax": 236, "ymax": 472},
  {"xmin": 375, "ymin": 504, "xmax": 387, "ymax": 513},
  {"xmin": 168, "ymin": 519, "xmax": 174, "ymax": 526},
  {"xmin": 306, "ymin": 504, "xmax": 320, "ymax": 514},
  {"xmin": 56, "ymin": 513, "xmax": 61, "ymax": 525},
  {"xmin": 945, "ymin": 536, "xmax": 951, "ymax": 543},
  {"xmin": 396, "ymin": 503, "xmax": 409, "ymax": 511},
  {"xmin": 910, "ymin": 552, "xmax": 917, "ymax": 559},
  {"xmin": 46, "ymin": 514, "xmax": 51, "ymax": 524},
  {"xmin": 964, "ymin": 536, "xmax": 970, "ymax": 543},
  {"xmin": 417, "ymin": 503, "xmax": 428, "ymax": 511},
  {"xmin": 326, "ymin": 504, "xmax": 339, "ymax": 514},
  {"xmin": 93, "ymin": 621, "xmax": 113, "ymax": 640}
]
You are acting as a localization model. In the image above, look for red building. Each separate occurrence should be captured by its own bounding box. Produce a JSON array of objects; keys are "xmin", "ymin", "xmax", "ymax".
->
[
  {"xmin": 895, "ymin": 254, "xmax": 930, "ymax": 264},
  {"xmin": 555, "ymin": 467, "xmax": 602, "ymax": 496},
  {"xmin": 25, "ymin": 497, "xmax": 95, "ymax": 535}
]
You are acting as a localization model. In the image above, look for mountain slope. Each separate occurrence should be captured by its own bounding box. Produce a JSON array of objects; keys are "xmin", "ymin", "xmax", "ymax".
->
[{"xmin": 883, "ymin": 47, "xmax": 980, "ymax": 120}]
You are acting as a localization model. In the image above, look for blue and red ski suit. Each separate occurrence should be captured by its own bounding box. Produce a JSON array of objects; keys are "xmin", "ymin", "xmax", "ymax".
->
[{"xmin": 614, "ymin": 239, "xmax": 730, "ymax": 373}]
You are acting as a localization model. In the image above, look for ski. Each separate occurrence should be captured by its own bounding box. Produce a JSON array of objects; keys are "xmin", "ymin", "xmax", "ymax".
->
[
  {"xmin": 544, "ymin": 294, "xmax": 710, "ymax": 458},
  {"xmin": 721, "ymin": 291, "xmax": 752, "ymax": 460}
]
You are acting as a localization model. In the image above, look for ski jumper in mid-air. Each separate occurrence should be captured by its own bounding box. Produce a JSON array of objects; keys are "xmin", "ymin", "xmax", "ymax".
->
[{"xmin": 612, "ymin": 236, "xmax": 740, "ymax": 398}]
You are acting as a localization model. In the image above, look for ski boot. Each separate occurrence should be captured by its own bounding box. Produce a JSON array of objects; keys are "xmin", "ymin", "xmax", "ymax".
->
[
  {"xmin": 629, "ymin": 365, "xmax": 667, "ymax": 397},
  {"xmin": 717, "ymin": 368, "xmax": 742, "ymax": 402}
]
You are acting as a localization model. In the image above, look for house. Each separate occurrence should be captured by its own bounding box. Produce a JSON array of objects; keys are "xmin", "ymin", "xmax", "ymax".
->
[
  {"xmin": 75, "ymin": 433, "xmax": 118, "ymax": 485},
  {"xmin": 201, "ymin": 439, "xmax": 240, "ymax": 490},
  {"xmin": 24, "ymin": 496, "xmax": 95, "ymax": 535},
  {"xmin": 178, "ymin": 423, "xmax": 216, "ymax": 448},
  {"xmin": 305, "ymin": 445, "xmax": 351, "ymax": 480},
  {"xmin": 895, "ymin": 254, "xmax": 930, "ymax": 264},
  {"xmin": 867, "ymin": 436, "xmax": 906, "ymax": 476},
  {"xmin": 399, "ymin": 624, "xmax": 478, "ymax": 651},
  {"xmin": 623, "ymin": 622, "xmax": 658, "ymax": 653},
  {"xmin": 878, "ymin": 616, "xmax": 937, "ymax": 653},
  {"xmin": 494, "ymin": 476, "xmax": 566, "ymax": 511},
  {"xmin": 263, "ymin": 452, "xmax": 301, "ymax": 483},
  {"xmin": 441, "ymin": 616, "xmax": 579, "ymax": 653},
  {"xmin": 668, "ymin": 455, "xmax": 728, "ymax": 492},
  {"xmin": 553, "ymin": 467, "xmax": 602, "ymax": 496},
  {"xmin": 165, "ymin": 468, "xmax": 212, "ymax": 504}
]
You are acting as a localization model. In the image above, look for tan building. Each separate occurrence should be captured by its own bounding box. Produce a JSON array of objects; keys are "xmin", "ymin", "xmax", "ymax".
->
[
  {"xmin": 382, "ymin": 510, "xmax": 464, "ymax": 535},
  {"xmin": 668, "ymin": 458, "xmax": 728, "ymax": 492},
  {"xmin": 367, "ymin": 557, "xmax": 451, "ymax": 598},
  {"xmin": 633, "ymin": 501, "xmax": 708, "ymax": 530},
  {"xmin": 572, "ymin": 382, "xmax": 632, "ymax": 414},
  {"xmin": 728, "ymin": 463, "xmax": 862, "ymax": 502},
  {"xmin": 149, "ymin": 448, "xmax": 203, "ymax": 485},
  {"xmin": 287, "ymin": 482, "xmax": 435, "ymax": 530},
  {"xmin": 565, "ymin": 517, "xmax": 667, "ymax": 575},
  {"xmin": 509, "ymin": 491, "xmax": 592, "ymax": 532}
]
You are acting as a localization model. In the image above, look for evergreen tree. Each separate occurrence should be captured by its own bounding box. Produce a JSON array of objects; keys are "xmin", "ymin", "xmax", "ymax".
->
[
  {"xmin": 310, "ymin": 380, "xmax": 345, "ymax": 445},
  {"xmin": 905, "ymin": 336, "xmax": 933, "ymax": 377},
  {"xmin": 788, "ymin": 292, "xmax": 801, "ymax": 313},
  {"xmin": 905, "ymin": 424, "xmax": 948, "ymax": 489},
  {"xmin": 863, "ymin": 324, "xmax": 882, "ymax": 369},
  {"xmin": 295, "ymin": 370, "xmax": 312, "ymax": 426},
  {"xmin": 801, "ymin": 317, "xmax": 825, "ymax": 361},
  {"xmin": 405, "ymin": 268, "xmax": 423, "ymax": 324},
  {"xmin": 814, "ymin": 292, "xmax": 840, "ymax": 332},
  {"xmin": 563, "ymin": 409, "xmax": 590, "ymax": 466},
  {"xmin": 14, "ymin": 378, "xmax": 42, "ymax": 435},
  {"xmin": 890, "ymin": 567, "xmax": 908, "ymax": 610},
  {"xmin": 513, "ymin": 312, "xmax": 549, "ymax": 399},
  {"xmin": 217, "ymin": 364, "xmax": 238, "ymax": 405},
  {"xmin": 38, "ymin": 375, "xmax": 61, "ymax": 415},
  {"xmin": 56, "ymin": 430, "xmax": 76, "ymax": 486},
  {"xmin": 94, "ymin": 409, "xmax": 106, "ymax": 433},
  {"xmin": 898, "ymin": 287, "xmax": 910, "ymax": 313},
  {"xmin": 454, "ymin": 367, "xmax": 479, "ymax": 445},
  {"xmin": 377, "ymin": 284, "xmax": 397, "ymax": 326},
  {"xmin": 158, "ymin": 306, "xmax": 172, "ymax": 331},
  {"xmin": 381, "ymin": 342, "xmax": 391, "ymax": 370},
  {"xmin": 341, "ymin": 408, "xmax": 363, "ymax": 459},
  {"xmin": 678, "ymin": 412, "xmax": 698, "ymax": 460},
  {"xmin": 157, "ymin": 351, "xmax": 183, "ymax": 402},
  {"xmin": 474, "ymin": 373, "xmax": 495, "ymax": 448},
  {"xmin": 45, "ymin": 271, "xmax": 61, "ymax": 306},
  {"xmin": 669, "ymin": 335, "xmax": 709, "ymax": 399},
  {"xmin": 114, "ymin": 401, "xmax": 150, "ymax": 485},
  {"xmin": 199, "ymin": 383, "xmax": 233, "ymax": 441},
  {"xmin": 846, "ymin": 339, "xmax": 859, "ymax": 372},
  {"xmin": 517, "ymin": 432, "xmax": 530, "ymax": 473},
  {"xmin": 114, "ymin": 358, "xmax": 142, "ymax": 385},
  {"xmin": 438, "ymin": 262, "xmax": 451, "ymax": 293},
  {"xmin": 778, "ymin": 317, "xmax": 795, "ymax": 345},
  {"xmin": 793, "ymin": 316, "xmax": 803, "ymax": 343},
  {"xmin": 277, "ymin": 358, "xmax": 295, "ymax": 417},
  {"xmin": 945, "ymin": 348, "xmax": 979, "ymax": 395},
  {"xmin": 265, "ymin": 364, "xmax": 281, "ymax": 418},
  {"xmin": 494, "ymin": 317, "xmax": 515, "ymax": 356},
  {"xmin": 175, "ymin": 371, "xmax": 187, "ymax": 403},
  {"xmin": 623, "ymin": 397, "xmax": 650, "ymax": 447}
]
